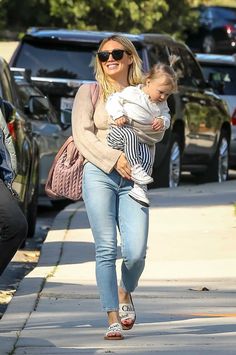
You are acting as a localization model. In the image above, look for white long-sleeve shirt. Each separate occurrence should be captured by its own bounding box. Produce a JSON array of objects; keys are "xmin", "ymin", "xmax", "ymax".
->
[{"xmin": 106, "ymin": 84, "xmax": 171, "ymax": 130}]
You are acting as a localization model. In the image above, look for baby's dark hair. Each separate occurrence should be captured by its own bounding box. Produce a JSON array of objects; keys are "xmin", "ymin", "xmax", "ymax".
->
[{"xmin": 144, "ymin": 55, "xmax": 178, "ymax": 93}]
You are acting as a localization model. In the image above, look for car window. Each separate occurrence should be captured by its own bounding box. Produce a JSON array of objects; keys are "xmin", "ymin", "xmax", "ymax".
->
[
  {"xmin": 178, "ymin": 48, "xmax": 204, "ymax": 87},
  {"xmin": 147, "ymin": 45, "xmax": 169, "ymax": 68},
  {"xmin": 201, "ymin": 64, "xmax": 236, "ymax": 95},
  {"xmin": 14, "ymin": 41, "xmax": 98, "ymax": 80},
  {"xmin": 166, "ymin": 46, "xmax": 188, "ymax": 85}
]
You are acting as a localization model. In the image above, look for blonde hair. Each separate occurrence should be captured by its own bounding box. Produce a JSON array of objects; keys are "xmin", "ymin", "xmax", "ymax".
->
[
  {"xmin": 95, "ymin": 35, "xmax": 143, "ymax": 101},
  {"xmin": 144, "ymin": 56, "xmax": 178, "ymax": 93}
]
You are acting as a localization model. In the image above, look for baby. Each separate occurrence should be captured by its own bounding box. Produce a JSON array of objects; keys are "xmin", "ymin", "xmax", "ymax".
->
[{"xmin": 106, "ymin": 62, "xmax": 178, "ymax": 206}]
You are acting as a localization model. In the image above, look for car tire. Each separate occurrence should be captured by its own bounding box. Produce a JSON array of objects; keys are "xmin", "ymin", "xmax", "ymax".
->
[
  {"xmin": 202, "ymin": 132, "xmax": 229, "ymax": 183},
  {"xmin": 202, "ymin": 35, "xmax": 215, "ymax": 53},
  {"xmin": 155, "ymin": 133, "xmax": 182, "ymax": 188}
]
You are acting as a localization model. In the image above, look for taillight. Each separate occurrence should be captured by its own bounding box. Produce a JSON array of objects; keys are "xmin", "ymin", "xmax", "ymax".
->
[
  {"xmin": 225, "ymin": 25, "xmax": 236, "ymax": 34},
  {"xmin": 232, "ymin": 108, "xmax": 236, "ymax": 126},
  {"xmin": 7, "ymin": 121, "xmax": 17, "ymax": 140}
]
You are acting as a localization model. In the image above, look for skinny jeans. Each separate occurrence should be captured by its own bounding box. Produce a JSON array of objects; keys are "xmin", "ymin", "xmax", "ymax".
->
[
  {"xmin": 82, "ymin": 162, "xmax": 149, "ymax": 311},
  {"xmin": 0, "ymin": 179, "xmax": 28, "ymax": 275}
]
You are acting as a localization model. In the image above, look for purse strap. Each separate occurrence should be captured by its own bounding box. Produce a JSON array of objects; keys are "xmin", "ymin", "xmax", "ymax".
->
[{"xmin": 90, "ymin": 82, "xmax": 99, "ymax": 108}]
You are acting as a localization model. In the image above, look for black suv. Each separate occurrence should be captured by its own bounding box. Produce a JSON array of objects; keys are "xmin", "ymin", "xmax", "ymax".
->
[
  {"xmin": 0, "ymin": 56, "xmax": 39, "ymax": 238},
  {"xmin": 10, "ymin": 29, "xmax": 231, "ymax": 187},
  {"xmin": 186, "ymin": 6, "xmax": 236, "ymax": 54}
]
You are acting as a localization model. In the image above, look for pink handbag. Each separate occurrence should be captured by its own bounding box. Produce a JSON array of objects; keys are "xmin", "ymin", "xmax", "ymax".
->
[{"xmin": 45, "ymin": 83, "xmax": 99, "ymax": 201}]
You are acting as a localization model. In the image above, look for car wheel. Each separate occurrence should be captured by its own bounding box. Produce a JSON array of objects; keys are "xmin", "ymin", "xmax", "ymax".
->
[
  {"xmin": 155, "ymin": 133, "xmax": 182, "ymax": 188},
  {"xmin": 203, "ymin": 132, "xmax": 229, "ymax": 183},
  {"xmin": 202, "ymin": 35, "xmax": 215, "ymax": 53}
]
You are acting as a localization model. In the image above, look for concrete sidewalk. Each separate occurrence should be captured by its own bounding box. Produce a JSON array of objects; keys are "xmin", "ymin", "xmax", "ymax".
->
[{"xmin": 0, "ymin": 180, "xmax": 236, "ymax": 354}]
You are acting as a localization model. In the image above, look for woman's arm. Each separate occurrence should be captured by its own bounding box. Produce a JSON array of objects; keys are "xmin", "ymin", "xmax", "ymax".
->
[{"xmin": 72, "ymin": 84, "xmax": 122, "ymax": 173}]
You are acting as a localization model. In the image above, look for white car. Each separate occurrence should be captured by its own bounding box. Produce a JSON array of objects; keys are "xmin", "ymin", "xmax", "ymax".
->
[{"xmin": 196, "ymin": 53, "xmax": 236, "ymax": 168}]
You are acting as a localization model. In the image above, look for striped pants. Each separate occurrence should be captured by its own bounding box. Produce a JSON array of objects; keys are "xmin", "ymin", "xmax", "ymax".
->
[{"xmin": 107, "ymin": 126, "xmax": 153, "ymax": 174}]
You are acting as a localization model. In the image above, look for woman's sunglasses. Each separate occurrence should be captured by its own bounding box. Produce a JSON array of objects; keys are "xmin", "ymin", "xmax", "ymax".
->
[{"xmin": 97, "ymin": 49, "xmax": 129, "ymax": 62}]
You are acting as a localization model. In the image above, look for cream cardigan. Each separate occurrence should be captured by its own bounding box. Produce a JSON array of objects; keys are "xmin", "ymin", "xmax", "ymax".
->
[
  {"xmin": 72, "ymin": 84, "xmax": 122, "ymax": 173},
  {"xmin": 72, "ymin": 84, "xmax": 165, "ymax": 173}
]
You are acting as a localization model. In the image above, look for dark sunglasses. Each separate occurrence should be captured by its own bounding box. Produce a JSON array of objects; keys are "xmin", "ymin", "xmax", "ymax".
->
[{"xmin": 97, "ymin": 49, "xmax": 129, "ymax": 62}]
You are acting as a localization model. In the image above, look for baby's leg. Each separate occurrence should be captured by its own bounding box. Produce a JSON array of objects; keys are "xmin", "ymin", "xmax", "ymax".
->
[
  {"xmin": 138, "ymin": 143, "xmax": 153, "ymax": 175},
  {"xmin": 107, "ymin": 126, "xmax": 140, "ymax": 166}
]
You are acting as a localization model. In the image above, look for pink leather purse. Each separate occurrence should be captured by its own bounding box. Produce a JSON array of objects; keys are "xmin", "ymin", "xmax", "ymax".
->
[{"xmin": 45, "ymin": 83, "xmax": 99, "ymax": 201}]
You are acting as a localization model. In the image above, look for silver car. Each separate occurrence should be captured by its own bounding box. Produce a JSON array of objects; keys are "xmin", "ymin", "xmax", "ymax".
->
[
  {"xmin": 11, "ymin": 68, "xmax": 71, "ymax": 197},
  {"xmin": 196, "ymin": 53, "xmax": 236, "ymax": 168}
]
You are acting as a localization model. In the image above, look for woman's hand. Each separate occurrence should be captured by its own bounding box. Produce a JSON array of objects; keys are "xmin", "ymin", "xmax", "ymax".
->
[{"xmin": 114, "ymin": 153, "xmax": 132, "ymax": 179}]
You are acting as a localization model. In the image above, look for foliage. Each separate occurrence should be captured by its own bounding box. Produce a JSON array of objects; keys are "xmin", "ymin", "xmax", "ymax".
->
[
  {"xmin": 0, "ymin": 0, "xmax": 235, "ymax": 40},
  {"xmin": 0, "ymin": 0, "xmax": 7, "ymax": 30},
  {"xmin": 0, "ymin": 0, "xmax": 52, "ymax": 33}
]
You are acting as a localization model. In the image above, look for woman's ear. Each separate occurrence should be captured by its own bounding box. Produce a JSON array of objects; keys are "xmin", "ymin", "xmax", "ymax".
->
[{"xmin": 128, "ymin": 55, "xmax": 133, "ymax": 66}]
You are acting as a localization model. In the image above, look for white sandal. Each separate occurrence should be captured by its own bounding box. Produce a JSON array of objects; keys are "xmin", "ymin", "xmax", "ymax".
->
[
  {"xmin": 119, "ymin": 295, "xmax": 136, "ymax": 330},
  {"xmin": 104, "ymin": 322, "xmax": 124, "ymax": 340}
]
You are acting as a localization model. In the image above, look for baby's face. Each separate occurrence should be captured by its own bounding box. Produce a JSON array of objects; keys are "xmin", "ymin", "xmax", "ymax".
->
[{"xmin": 145, "ymin": 76, "xmax": 172, "ymax": 103}]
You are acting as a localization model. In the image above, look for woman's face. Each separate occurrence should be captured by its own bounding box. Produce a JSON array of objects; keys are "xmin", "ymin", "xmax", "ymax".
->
[{"xmin": 99, "ymin": 40, "xmax": 133, "ymax": 83}]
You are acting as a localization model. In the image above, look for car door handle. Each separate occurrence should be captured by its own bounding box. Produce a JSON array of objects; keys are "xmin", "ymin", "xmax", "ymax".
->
[{"xmin": 182, "ymin": 97, "xmax": 189, "ymax": 103}]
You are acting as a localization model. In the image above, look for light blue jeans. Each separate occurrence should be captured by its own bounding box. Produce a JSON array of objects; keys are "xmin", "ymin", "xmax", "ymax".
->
[{"xmin": 82, "ymin": 162, "xmax": 149, "ymax": 311}]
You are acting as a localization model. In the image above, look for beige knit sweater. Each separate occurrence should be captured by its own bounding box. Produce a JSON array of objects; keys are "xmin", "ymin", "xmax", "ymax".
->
[{"xmin": 72, "ymin": 84, "xmax": 164, "ymax": 173}]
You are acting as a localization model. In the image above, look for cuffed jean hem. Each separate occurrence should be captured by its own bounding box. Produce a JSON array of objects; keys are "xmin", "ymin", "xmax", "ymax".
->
[{"xmin": 103, "ymin": 307, "xmax": 119, "ymax": 312}]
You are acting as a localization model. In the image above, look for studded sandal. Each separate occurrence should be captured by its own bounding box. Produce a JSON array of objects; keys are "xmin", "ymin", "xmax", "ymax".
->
[
  {"xmin": 119, "ymin": 294, "xmax": 136, "ymax": 330},
  {"xmin": 104, "ymin": 322, "xmax": 124, "ymax": 340}
]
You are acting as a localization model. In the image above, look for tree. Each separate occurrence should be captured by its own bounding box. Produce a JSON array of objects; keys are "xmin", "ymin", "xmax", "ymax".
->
[
  {"xmin": 48, "ymin": 0, "xmax": 197, "ymax": 40},
  {"xmin": 0, "ymin": 0, "xmax": 51, "ymax": 33},
  {"xmin": 3, "ymin": 0, "xmax": 235, "ymax": 40}
]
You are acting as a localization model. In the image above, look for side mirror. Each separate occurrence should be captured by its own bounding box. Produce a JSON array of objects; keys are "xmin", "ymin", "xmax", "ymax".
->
[{"xmin": 27, "ymin": 95, "xmax": 50, "ymax": 115}]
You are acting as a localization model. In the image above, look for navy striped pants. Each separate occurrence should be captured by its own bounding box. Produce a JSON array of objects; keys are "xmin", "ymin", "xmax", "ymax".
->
[{"xmin": 107, "ymin": 126, "xmax": 153, "ymax": 173}]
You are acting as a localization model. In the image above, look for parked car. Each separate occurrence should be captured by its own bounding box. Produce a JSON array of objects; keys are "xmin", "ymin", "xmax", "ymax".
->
[
  {"xmin": 186, "ymin": 5, "xmax": 236, "ymax": 54},
  {"xmin": 10, "ymin": 29, "xmax": 231, "ymax": 187},
  {"xmin": 195, "ymin": 53, "xmax": 236, "ymax": 168},
  {"xmin": 10, "ymin": 67, "xmax": 71, "ymax": 197},
  {"xmin": 0, "ymin": 56, "xmax": 39, "ymax": 238}
]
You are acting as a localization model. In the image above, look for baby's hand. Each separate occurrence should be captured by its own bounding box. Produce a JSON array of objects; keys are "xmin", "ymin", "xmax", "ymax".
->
[
  {"xmin": 152, "ymin": 117, "xmax": 165, "ymax": 131},
  {"xmin": 115, "ymin": 116, "xmax": 128, "ymax": 127}
]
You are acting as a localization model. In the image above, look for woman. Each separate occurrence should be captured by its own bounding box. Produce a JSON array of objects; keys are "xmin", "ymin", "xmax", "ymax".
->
[
  {"xmin": 72, "ymin": 35, "xmax": 149, "ymax": 340},
  {"xmin": 0, "ymin": 98, "xmax": 28, "ymax": 276}
]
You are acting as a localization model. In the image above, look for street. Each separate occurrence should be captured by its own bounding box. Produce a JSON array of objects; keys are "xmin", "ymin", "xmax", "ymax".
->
[
  {"xmin": 0, "ymin": 174, "xmax": 235, "ymax": 354},
  {"xmin": 0, "ymin": 171, "xmax": 235, "ymax": 321}
]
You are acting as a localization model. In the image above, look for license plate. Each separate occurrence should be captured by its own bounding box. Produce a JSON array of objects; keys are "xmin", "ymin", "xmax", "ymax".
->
[
  {"xmin": 60, "ymin": 97, "xmax": 74, "ymax": 111},
  {"xmin": 60, "ymin": 97, "xmax": 74, "ymax": 124}
]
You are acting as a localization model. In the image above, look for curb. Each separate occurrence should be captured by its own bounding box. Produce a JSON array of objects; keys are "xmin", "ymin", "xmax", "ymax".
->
[{"xmin": 0, "ymin": 201, "xmax": 82, "ymax": 355}]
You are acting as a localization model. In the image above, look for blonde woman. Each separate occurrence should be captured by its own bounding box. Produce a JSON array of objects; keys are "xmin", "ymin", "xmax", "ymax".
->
[{"xmin": 72, "ymin": 35, "xmax": 148, "ymax": 340}]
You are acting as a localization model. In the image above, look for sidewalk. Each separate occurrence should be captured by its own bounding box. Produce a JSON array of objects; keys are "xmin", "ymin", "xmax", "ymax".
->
[{"xmin": 0, "ymin": 180, "xmax": 236, "ymax": 354}]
